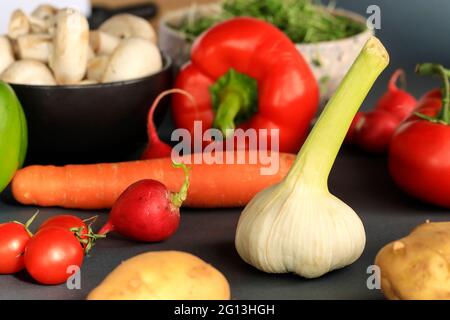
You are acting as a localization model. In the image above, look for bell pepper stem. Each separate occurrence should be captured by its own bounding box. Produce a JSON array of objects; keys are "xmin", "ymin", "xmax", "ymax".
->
[
  {"xmin": 213, "ymin": 93, "xmax": 242, "ymax": 136},
  {"xmin": 170, "ymin": 162, "xmax": 191, "ymax": 208},
  {"xmin": 210, "ymin": 69, "xmax": 258, "ymax": 137},
  {"xmin": 286, "ymin": 37, "xmax": 389, "ymax": 190},
  {"xmin": 416, "ymin": 63, "xmax": 450, "ymax": 124}
]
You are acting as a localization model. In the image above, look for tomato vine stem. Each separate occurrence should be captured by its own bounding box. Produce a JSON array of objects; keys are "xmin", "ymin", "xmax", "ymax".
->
[{"xmin": 416, "ymin": 63, "xmax": 450, "ymax": 125}]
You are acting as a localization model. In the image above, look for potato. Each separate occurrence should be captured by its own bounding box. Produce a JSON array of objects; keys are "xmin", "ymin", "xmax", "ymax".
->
[
  {"xmin": 87, "ymin": 251, "xmax": 231, "ymax": 300},
  {"xmin": 375, "ymin": 221, "xmax": 450, "ymax": 300}
]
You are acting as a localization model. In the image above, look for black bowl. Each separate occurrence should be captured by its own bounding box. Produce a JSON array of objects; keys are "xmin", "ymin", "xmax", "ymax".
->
[{"xmin": 11, "ymin": 55, "xmax": 172, "ymax": 165}]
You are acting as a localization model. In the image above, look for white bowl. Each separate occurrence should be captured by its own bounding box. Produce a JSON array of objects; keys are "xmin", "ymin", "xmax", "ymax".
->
[{"xmin": 159, "ymin": 4, "xmax": 373, "ymax": 105}]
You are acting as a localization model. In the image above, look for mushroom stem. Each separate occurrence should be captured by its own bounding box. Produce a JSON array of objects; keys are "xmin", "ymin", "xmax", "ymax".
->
[
  {"xmin": 17, "ymin": 34, "xmax": 52, "ymax": 63},
  {"xmin": 49, "ymin": 8, "xmax": 89, "ymax": 85}
]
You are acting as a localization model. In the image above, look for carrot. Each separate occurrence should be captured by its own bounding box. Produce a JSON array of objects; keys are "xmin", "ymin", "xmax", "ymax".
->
[{"xmin": 12, "ymin": 151, "xmax": 295, "ymax": 209}]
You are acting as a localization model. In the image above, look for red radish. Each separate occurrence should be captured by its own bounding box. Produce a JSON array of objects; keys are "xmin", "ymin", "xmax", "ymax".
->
[
  {"xmin": 98, "ymin": 162, "xmax": 190, "ymax": 242},
  {"xmin": 345, "ymin": 112, "xmax": 365, "ymax": 145},
  {"xmin": 345, "ymin": 69, "xmax": 417, "ymax": 153},
  {"xmin": 141, "ymin": 89, "xmax": 196, "ymax": 160},
  {"xmin": 356, "ymin": 110, "xmax": 399, "ymax": 153},
  {"xmin": 375, "ymin": 69, "xmax": 417, "ymax": 121}
]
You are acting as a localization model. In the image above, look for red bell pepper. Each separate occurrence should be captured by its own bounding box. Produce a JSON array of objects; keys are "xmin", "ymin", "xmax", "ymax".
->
[
  {"xmin": 389, "ymin": 63, "xmax": 450, "ymax": 208},
  {"xmin": 173, "ymin": 17, "xmax": 319, "ymax": 153}
]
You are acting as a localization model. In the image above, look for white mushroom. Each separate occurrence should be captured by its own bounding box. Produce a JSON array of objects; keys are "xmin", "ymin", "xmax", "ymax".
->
[
  {"xmin": 87, "ymin": 45, "xmax": 95, "ymax": 61},
  {"xmin": 17, "ymin": 34, "xmax": 52, "ymax": 63},
  {"xmin": 29, "ymin": 15, "xmax": 56, "ymax": 35},
  {"xmin": 1, "ymin": 59, "xmax": 56, "ymax": 85},
  {"xmin": 0, "ymin": 36, "xmax": 15, "ymax": 74},
  {"xmin": 8, "ymin": 10, "xmax": 30, "ymax": 39},
  {"xmin": 28, "ymin": 16, "xmax": 47, "ymax": 34},
  {"xmin": 99, "ymin": 14, "xmax": 156, "ymax": 43},
  {"xmin": 89, "ymin": 31, "xmax": 120, "ymax": 55},
  {"xmin": 31, "ymin": 4, "xmax": 58, "ymax": 20},
  {"xmin": 102, "ymin": 38, "xmax": 162, "ymax": 83},
  {"xmin": 79, "ymin": 79, "xmax": 98, "ymax": 85},
  {"xmin": 87, "ymin": 55, "xmax": 110, "ymax": 82},
  {"xmin": 49, "ymin": 8, "xmax": 89, "ymax": 85},
  {"xmin": 31, "ymin": 5, "xmax": 58, "ymax": 36}
]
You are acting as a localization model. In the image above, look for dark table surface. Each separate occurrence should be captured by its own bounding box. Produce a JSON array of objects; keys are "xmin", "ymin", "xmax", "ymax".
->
[
  {"xmin": 1, "ymin": 147, "xmax": 449, "ymax": 300},
  {"xmin": 1, "ymin": 0, "xmax": 450, "ymax": 301}
]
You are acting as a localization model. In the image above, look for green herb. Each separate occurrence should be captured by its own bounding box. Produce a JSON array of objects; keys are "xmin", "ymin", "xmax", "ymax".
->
[{"xmin": 171, "ymin": 0, "xmax": 366, "ymax": 44}]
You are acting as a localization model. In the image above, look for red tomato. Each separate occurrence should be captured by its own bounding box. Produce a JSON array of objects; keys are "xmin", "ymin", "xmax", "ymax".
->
[
  {"xmin": 39, "ymin": 215, "xmax": 88, "ymax": 242},
  {"xmin": 389, "ymin": 120, "xmax": 450, "ymax": 208},
  {"xmin": 0, "ymin": 223, "xmax": 31, "ymax": 274},
  {"xmin": 24, "ymin": 227, "xmax": 84, "ymax": 285},
  {"xmin": 356, "ymin": 110, "xmax": 400, "ymax": 153}
]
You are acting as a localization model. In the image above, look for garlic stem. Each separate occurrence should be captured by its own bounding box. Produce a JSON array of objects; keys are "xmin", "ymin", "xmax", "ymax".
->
[{"xmin": 286, "ymin": 37, "xmax": 389, "ymax": 190}]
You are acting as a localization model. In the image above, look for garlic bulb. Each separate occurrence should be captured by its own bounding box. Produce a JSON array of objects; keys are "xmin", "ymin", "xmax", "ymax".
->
[{"xmin": 235, "ymin": 37, "xmax": 390, "ymax": 278}]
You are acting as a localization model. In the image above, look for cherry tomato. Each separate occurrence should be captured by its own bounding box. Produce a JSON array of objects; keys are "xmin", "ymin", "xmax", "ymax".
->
[
  {"xmin": 39, "ymin": 215, "xmax": 88, "ymax": 242},
  {"xmin": 0, "ymin": 223, "xmax": 31, "ymax": 274},
  {"xmin": 24, "ymin": 227, "xmax": 84, "ymax": 285}
]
